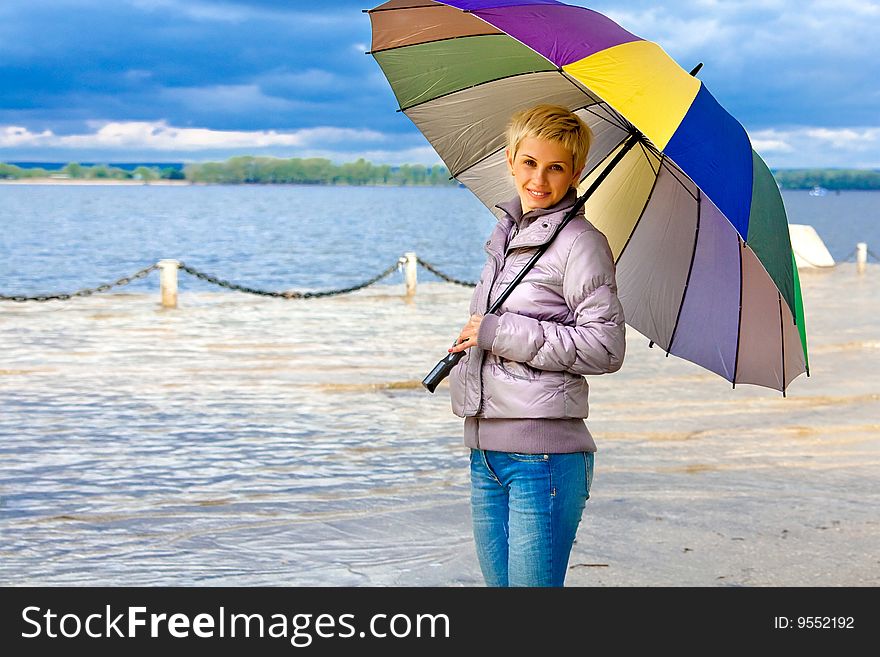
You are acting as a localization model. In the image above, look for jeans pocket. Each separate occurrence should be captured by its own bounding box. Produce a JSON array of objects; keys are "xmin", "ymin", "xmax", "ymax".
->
[
  {"xmin": 508, "ymin": 452, "xmax": 549, "ymax": 463},
  {"xmin": 583, "ymin": 451, "xmax": 594, "ymax": 499}
]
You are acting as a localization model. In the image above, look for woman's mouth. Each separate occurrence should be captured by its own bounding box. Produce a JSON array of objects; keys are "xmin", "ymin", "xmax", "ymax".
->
[{"xmin": 527, "ymin": 189, "xmax": 550, "ymax": 199}]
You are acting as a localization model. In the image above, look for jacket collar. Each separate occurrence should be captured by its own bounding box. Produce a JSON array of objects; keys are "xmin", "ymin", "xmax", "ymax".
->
[
  {"xmin": 492, "ymin": 188, "xmax": 581, "ymax": 252},
  {"xmin": 494, "ymin": 187, "xmax": 579, "ymax": 229}
]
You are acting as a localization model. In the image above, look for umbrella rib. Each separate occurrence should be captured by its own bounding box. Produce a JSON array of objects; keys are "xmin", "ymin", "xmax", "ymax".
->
[
  {"xmin": 573, "ymin": 133, "xmax": 633, "ymax": 189},
  {"xmin": 615, "ymin": 150, "xmax": 663, "ymax": 266},
  {"xmin": 365, "ymin": 3, "xmax": 448, "ymax": 14},
  {"xmin": 658, "ymin": 158, "xmax": 699, "ymax": 204},
  {"xmin": 580, "ymin": 104, "xmax": 630, "ymax": 133},
  {"xmin": 638, "ymin": 141, "xmax": 660, "ymax": 176},
  {"xmin": 732, "ymin": 239, "xmax": 745, "ymax": 388},
  {"xmin": 779, "ymin": 292, "xmax": 786, "ymax": 397},
  {"xmin": 665, "ymin": 186, "xmax": 702, "ymax": 359},
  {"xmin": 640, "ymin": 138, "xmax": 663, "ymax": 161},
  {"xmin": 450, "ymin": 143, "xmax": 505, "ymax": 180}
]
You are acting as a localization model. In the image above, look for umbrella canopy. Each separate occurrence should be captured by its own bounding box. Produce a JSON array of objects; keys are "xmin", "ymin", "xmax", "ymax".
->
[{"xmin": 367, "ymin": 0, "xmax": 809, "ymax": 394}]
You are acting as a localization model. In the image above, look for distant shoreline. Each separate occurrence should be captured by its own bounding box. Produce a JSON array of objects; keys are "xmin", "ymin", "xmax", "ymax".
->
[
  {"xmin": 1, "ymin": 158, "xmax": 455, "ymax": 187},
  {"xmin": 3, "ymin": 177, "xmax": 880, "ymax": 192},
  {"xmin": 5, "ymin": 160, "xmax": 879, "ymax": 189},
  {"xmin": 0, "ymin": 178, "xmax": 455, "ymax": 188},
  {"xmin": 0, "ymin": 178, "xmax": 192, "ymax": 186}
]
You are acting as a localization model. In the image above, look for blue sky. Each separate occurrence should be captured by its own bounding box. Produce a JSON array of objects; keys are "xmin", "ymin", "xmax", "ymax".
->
[{"xmin": 1, "ymin": 0, "xmax": 878, "ymax": 168}]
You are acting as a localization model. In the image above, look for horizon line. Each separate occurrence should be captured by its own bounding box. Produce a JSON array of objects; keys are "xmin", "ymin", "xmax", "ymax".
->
[{"xmin": 4, "ymin": 159, "xmax": 880, "ymax": 173}]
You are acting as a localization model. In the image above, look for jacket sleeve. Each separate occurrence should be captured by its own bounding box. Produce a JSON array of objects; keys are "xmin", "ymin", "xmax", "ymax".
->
[{"xmin": 477, "ymin": 228, "xmax": 626, "ymax": 375}]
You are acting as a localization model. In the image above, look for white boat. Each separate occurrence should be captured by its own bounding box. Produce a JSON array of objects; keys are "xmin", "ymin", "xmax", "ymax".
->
[{"xmin": 809, "ymin": 186, "xmax": 828, "ymax": 197}]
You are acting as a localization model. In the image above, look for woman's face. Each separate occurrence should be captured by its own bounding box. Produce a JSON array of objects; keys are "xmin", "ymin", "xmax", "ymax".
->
[{"xmin": 506, "ymin": 136, "xmax": 583, "ymax": 212}]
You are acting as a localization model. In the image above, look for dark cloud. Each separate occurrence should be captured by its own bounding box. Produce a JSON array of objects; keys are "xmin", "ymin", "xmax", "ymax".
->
[
  {"xmin": 0, "ymin": 0, "xmax": 398, "ymax": 133},
  {"xmin": 0, "ymin": 0, "xmax": 877, "ymax": 165}
]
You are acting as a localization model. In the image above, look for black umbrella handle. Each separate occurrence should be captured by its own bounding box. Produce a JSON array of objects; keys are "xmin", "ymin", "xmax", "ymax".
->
[
  {"xmin": 422, "ymin": 132, "xmax": 641, "ymax": 393},
  {"xmin": 422, "ymin": 344, "xmax": 466, "ymax": 393}
]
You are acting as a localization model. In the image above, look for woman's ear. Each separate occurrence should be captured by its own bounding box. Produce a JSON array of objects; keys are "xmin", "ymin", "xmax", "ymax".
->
[{"xmin": 505, "ymin": 148, "xmax": 514, "ymax": 175}]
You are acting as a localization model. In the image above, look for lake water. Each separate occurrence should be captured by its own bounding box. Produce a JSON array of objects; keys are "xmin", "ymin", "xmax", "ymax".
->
[
  {"xmin": 1, "ymin": 184, "xmax": 878, "ymax": 586},
  {"xmin": 0, "ymin": 185, "xmax": 494, "ymax": 295},
  {"xmin": 0, "ymin": 185, "xmax": 877, "ymax": 295}
]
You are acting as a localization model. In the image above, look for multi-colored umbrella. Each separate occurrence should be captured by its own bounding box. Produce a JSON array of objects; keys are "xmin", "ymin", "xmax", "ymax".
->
[{"xmin": 367, "ymin": 0, "xmax": 809, "ymax": 394}]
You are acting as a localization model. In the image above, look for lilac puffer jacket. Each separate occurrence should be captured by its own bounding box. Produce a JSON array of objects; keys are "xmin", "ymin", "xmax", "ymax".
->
[{"xmin": 449, "ymin": 188, "xmax": 625, "ymax": 419}]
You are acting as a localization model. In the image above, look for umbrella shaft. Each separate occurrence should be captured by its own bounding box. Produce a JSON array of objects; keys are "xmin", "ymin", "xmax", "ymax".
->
[{"xmin": 486, "ymin": 132, "xmax": 641, "ymax": 315}]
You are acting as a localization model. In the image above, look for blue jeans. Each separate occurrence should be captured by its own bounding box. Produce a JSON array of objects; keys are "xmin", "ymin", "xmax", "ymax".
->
[{"xmin": 470, "ymin": 449, "xmax": 594, "ymax": 587}]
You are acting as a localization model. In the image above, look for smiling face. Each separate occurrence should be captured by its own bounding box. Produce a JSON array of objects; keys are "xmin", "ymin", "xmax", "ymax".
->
[{"xmin": 506, "ymin": 136, "xmax": 584, "ymax": 213}]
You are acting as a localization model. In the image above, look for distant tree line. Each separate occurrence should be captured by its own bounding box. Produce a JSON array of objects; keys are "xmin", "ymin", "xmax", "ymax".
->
[
  {"xmin": 770, "ymin": 169, "xmax": 880, "ymax": 190},
  {"xmin": 3, "ymin": 158, "xmax": 880, "ymax": 189},
  {"xmin": 183, "ymin": 156, "xmax": 454, "ymax": 185},
  {"xmin": 0, "ymin": 162, "xmax": 184, "ymax": 180},
  {"xmin": 0, "ymin": 157, "xmax": 453, "ymax": 186}
]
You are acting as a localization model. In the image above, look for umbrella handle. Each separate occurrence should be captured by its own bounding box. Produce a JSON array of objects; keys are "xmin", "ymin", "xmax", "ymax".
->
[{"xmin": 422, "ymin": 341, "xmax": 466, "ymax": 393}]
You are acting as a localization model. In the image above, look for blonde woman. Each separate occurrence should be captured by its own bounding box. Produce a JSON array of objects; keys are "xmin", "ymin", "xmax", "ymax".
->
[{"xmin": 448, "ymin": 104, "xmax": 626, "ymax": 587}]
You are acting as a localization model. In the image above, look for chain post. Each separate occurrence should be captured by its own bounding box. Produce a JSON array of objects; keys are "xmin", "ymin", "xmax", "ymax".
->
[
  {"xmin": 157, "ymin": 259, "xmax": 180, "ymax": 308},
  {"xmin": 856, "ymin": 243, "xmax": 867, "ymax": 275},
  {"xmin": 404, "ymin": 252, "xmax": 417, "ymax": 297}
]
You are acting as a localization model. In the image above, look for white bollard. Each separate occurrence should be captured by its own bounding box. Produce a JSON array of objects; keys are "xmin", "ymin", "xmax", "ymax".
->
[
  {"xmin": 157, "ymin": 259, "xmax": 180, "ymax": 308},
  {"xmin": 405, "ymin": 251, "xmax": 417, "ymax": 297},
  {"xmin": 856, "ymin": 242, "xmax": 867, "ymax": 274}
]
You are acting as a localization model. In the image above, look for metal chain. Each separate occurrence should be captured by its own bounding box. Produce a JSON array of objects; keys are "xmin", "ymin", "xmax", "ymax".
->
[
  {"xmin": 797, "ymin": 247, "xmax": 879, "ymax": 267},
  {"xmin": 415, "ymin": 257, "xmax": 477, "ymax": 287},
  {"xmin": 0, "ymin": 264, "xmax": 158, "ymax": 303},
  {"xmin": 839, "ymin": 247, "xmax": 879, "ymax": 264},
  {"xmin": 839, "ymin": 247, "xmax": 858, "ymax": 263},
  {"xmin": 177, "ymin": 259, "xmax": 405, "ymax": 298},
  {"xmin": 1, "ymin": 255, "xmax": 480, "ymax": 303}
]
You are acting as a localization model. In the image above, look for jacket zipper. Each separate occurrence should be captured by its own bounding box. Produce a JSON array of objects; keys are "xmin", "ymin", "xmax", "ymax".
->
[{"xmin": 475, "ymin": 220, "xmax": 523, "ymax": 449}]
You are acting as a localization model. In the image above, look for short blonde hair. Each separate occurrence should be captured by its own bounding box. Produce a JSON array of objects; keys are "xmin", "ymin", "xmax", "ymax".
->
[{"xmin": 505, "ymin": 104, "xmax": 593, "ymax": 179}]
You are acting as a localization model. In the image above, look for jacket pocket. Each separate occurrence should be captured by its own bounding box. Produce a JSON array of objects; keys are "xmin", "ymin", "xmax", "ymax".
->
[
  {"xmin": 497, "ymin": 356, "xmax": 538, "ymax": 381},
  {"xmin": 482, "ymin": 358, "xmax": 566, "ymax": 418}
]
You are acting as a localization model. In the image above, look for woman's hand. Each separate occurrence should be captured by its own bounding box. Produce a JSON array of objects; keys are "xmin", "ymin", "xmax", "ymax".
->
[{"xmin": 449, "ymin": 314, "xmax": 483, "ymax": 353}]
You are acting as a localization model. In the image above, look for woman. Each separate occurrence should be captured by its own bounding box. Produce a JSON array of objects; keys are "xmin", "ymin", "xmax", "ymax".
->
[{"xmin": 448, "ymin": 104, "xmax": 626, "ymax": 587}]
